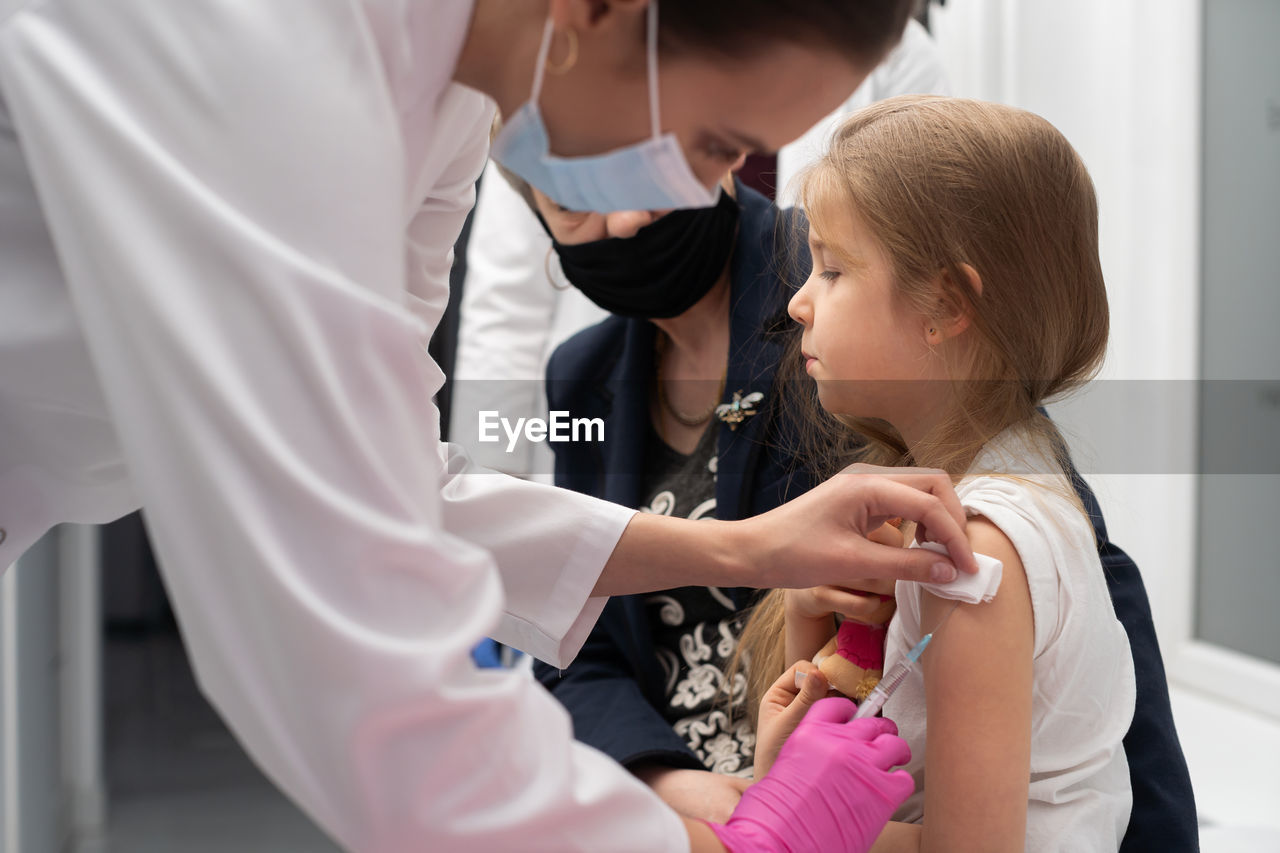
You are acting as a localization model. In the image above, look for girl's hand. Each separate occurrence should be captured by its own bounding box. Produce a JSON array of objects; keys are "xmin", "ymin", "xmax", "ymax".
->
[
  {"xmin": 633, "ymin": 765, "xmax": 752, "ymax": 824},
  {"xmin": 753, "ymin": 660, "xmax": 830, "ymax": 779}
]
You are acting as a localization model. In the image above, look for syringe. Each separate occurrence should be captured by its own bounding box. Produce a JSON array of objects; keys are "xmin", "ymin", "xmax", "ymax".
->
[
  {"xmin": 852, "ymin": 632, "xmax": 932, "ymax": 719},
  {"xmin": 852, "ymin": 600, "xmax": 960, "ymax": 720}
]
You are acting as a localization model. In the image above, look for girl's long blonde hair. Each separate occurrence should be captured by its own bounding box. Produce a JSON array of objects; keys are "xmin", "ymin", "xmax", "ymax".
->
[{"xmin": 735, "ymin": 96, "xmax": 1110, "ymax": 717}]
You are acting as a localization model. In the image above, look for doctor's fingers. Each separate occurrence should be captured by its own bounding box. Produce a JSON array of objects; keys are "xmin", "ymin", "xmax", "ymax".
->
[
  {"xmin": 857, "ymin": 729, "xmax": 913, "ymax": 772},
  {"xmin": 842, "ymin": 464, "xmax": 969, "ymax": 546},
  {"xmin": 835, "ymin": 719, "xmax": 912, "ymax": 775},
  {"xmin": 841, "ymin": 475, "xmax": 978, "ymax": 578},
  {"xmin": 844, "ymin": 536, "xmax": 966, "ymax": 587}
]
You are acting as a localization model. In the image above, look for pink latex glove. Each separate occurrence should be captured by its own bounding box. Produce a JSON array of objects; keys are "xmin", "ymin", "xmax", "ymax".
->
[{"xmin": 707, "ymin": 697, "xmax": 913, "ymax": 853}]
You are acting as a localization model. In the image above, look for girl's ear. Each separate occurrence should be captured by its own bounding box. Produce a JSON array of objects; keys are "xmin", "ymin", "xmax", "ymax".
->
[{"xmin": 926, "ymin": 262, "xmax": 983, "ymax": 344}]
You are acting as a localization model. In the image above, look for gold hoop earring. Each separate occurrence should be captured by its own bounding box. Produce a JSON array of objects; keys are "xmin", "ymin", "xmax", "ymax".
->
[
  {"xmin": 545, "ymin": 247, "xmax": 571, "ymax": 291},
  {"xmin": 545, "ymin": 27, "xmax": 579, "ymax": 76}
]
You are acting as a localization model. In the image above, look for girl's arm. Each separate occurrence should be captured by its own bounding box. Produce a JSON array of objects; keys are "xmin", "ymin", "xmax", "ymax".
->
[{"xmin": 873, "ymin": 516, "xmax": 1035, "ymax": 853}]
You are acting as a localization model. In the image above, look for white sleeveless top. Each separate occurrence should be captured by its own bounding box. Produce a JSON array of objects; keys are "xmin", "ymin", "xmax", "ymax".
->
[{"xmin": 884, "ymin": 429, "xmax": 1135, "ymax": 852}]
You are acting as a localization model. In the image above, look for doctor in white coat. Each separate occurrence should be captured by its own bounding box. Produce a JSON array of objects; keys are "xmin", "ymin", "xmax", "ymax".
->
[{"xmin": 0, "ymin": 1, "xmax": 976, "ymax": 850}]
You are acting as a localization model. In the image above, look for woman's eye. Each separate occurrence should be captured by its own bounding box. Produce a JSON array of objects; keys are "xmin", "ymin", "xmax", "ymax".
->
[
  {"xmin": 819, "ymin": 269, "xmax": 840, "ymax": 281},
  {"xmin": 703, "ymin": 140, "xmax": 743, "ymax": 164}
]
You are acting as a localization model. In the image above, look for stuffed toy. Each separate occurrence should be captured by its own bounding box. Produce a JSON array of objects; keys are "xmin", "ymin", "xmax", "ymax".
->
[
  {"xmin": 811, "ymin": 594, "xmax": 897, "ymax": 702},
  {"xmin": 811, "ymin": 518, "xmax": 903, "ymax": 701}
]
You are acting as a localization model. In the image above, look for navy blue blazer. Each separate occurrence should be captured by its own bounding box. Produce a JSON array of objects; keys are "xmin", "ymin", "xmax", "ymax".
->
[{"xmin": 536, "ymin": 183, "xmax": 1197, "ymax": 850}]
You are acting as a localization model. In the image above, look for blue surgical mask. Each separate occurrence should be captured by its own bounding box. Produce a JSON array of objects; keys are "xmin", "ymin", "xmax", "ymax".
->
[{"xmin": 489, "ymin": 0, "xmax": 719, "ymax": 213}]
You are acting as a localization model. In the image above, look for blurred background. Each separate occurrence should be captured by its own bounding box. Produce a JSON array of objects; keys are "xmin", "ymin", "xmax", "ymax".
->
[{"xmin": 2, "ymin": 0, "xmax": 1277, "ymax": 850}]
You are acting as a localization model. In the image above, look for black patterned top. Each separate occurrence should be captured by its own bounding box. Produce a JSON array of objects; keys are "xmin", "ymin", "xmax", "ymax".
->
[{"xmin": 639, "ymin": 420, "xmax": 755, "ymax": 777}]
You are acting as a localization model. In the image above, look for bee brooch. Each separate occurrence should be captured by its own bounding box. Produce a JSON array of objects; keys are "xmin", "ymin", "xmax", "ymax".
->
[{"xmin": 715, "ymin": 390, "xmax": 764, "ymax": 431}]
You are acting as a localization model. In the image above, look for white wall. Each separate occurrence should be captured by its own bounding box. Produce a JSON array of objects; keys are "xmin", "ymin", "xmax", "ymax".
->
[{"xmin": 931, "ymin": 0, "xmax": 1280, "ymax": 831}]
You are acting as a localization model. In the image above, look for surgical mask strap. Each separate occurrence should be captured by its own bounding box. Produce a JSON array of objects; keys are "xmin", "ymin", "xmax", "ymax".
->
[
  {"xmin": 530, "ymin": 18, "xmax": 555, "ymax": 104},
  {"xmin": 646, "ymin": 0, "xmax": 661, "ymax": 140},
  {"xmin": 528, "ymin": 2, "xmax": 663, "ymax": 140}
]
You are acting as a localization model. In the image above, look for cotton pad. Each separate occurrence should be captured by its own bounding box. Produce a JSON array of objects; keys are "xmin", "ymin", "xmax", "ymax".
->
[{"xmin": 913, "ymin": 540, "xmax": 1003, "ymax": 603}]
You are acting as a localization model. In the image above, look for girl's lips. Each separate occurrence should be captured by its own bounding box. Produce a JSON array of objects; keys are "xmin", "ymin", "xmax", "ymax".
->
[{"xmin": 802, "ymin": 353, "xmax": 817, "ymax": 371}]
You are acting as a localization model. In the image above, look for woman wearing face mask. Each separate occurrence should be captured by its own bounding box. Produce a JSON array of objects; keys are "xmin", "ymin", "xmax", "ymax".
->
[{"xmin": 0, "ymin": 2, "xmax": 981, "ymax": 851}]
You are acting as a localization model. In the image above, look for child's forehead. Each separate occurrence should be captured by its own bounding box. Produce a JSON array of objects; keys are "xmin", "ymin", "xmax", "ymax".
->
[{"xmin": 805, "ymin": 196, "xmax": 877, "ymax": 266}]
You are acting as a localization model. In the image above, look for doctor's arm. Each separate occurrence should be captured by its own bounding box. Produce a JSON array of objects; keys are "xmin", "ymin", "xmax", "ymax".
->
[{"xmin": 597, "ymin": 464, "xmax": 978, "ymax": 600}]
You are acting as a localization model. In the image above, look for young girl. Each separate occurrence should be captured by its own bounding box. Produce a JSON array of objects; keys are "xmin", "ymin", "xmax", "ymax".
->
[{"xmin": 740, "ymin": 95, "xmax": 1135, "ymax": 852}]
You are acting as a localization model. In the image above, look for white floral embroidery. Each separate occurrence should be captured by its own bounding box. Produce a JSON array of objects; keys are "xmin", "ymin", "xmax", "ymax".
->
[
  {"xmin": 679, "ymin": 624, "xmax": 713, "ymax": 665},
  {"xmin": 672, "ymin": 663, "xmax": 721, "ymax": 709},
  {"xmin": 675, "ymin": 710, "xmax": 757, "ymax": 777},
  {"xmin": 723, "ymin": 669, "xmax": 747, "ymax": 704},
  {"xmin": 707, "ymin": 587, "xmax": 736, "ymax": 612},
  {"xmin": 642, "ymin": 490, "xmax": 677, "ymax": 516},
  {"xmin": 687, "ymin": 497, "xmax": 717, "ymax": 521},
  {"xmin": 654, "ymin": 646, "xmax": 680, "ymax": 696},
  {"xmin": 646, "ymin": 594, "xmax": 685, "ymax": 626},
  {"xmin": 715, "ymin": 620, "xmax": 739, "ymax": 659}
]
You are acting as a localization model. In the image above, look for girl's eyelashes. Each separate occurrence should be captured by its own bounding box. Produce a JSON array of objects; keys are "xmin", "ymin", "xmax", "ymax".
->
[{"xmin": 819, "ymin": 269, "xmax": 840, "ymax": 282}]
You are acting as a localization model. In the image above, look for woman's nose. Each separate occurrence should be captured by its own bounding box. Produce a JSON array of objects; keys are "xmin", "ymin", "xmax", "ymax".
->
[{"xmin": 605, "ymin": 209, "xmax": 663, "ymax": 240}]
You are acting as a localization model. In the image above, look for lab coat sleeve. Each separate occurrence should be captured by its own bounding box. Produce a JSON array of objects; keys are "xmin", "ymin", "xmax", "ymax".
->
[
  {"xmin": 0, "ymin": 3, "xmax": 683, "ymax": 851},
  {"xmin": 439, "ymin": 442, "xmax": 632, "ymax": 667}
]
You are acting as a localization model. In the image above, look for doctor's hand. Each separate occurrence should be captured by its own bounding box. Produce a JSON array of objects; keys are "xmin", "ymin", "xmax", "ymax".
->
[
  {"xmin": 707, "ymin": 696, "xmax": 914, "ymax": 853},
  {"xmin": 747, "ymin": 464, "xmax": 978, "ymax": 589}
]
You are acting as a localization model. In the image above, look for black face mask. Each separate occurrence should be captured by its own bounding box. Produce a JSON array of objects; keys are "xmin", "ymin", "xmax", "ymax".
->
[{"xmin": 539, "ymin": 188, "xmax": 740, "ymax": 319}]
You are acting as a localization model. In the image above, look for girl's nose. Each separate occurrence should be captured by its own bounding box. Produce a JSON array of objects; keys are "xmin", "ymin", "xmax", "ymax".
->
[{"xmin": 788, "ymin": 284, "xmax": 811, "ymax": 326}]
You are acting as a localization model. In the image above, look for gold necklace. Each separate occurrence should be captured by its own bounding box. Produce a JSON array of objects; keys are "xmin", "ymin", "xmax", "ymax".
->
[{"xmin": 654, "ymin": 332, "xmax": 727, "ymax": 428}]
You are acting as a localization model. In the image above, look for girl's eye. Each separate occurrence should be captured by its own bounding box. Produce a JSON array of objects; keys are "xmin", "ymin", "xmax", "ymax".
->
[{"xmin": 819, "ymin": 269, "xmax": 840, "ymax": 282}]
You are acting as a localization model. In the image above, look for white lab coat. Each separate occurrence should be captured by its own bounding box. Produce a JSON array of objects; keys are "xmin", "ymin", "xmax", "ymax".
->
[{"xmin": 0, "ymin": 1, "xmax": 686, "ymax": 851}]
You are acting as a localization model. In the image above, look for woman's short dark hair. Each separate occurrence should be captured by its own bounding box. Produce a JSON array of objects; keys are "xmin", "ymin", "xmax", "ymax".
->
[{"xmin": 659, "ymin": 0, "xmax": 916, "ymax": 67}]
